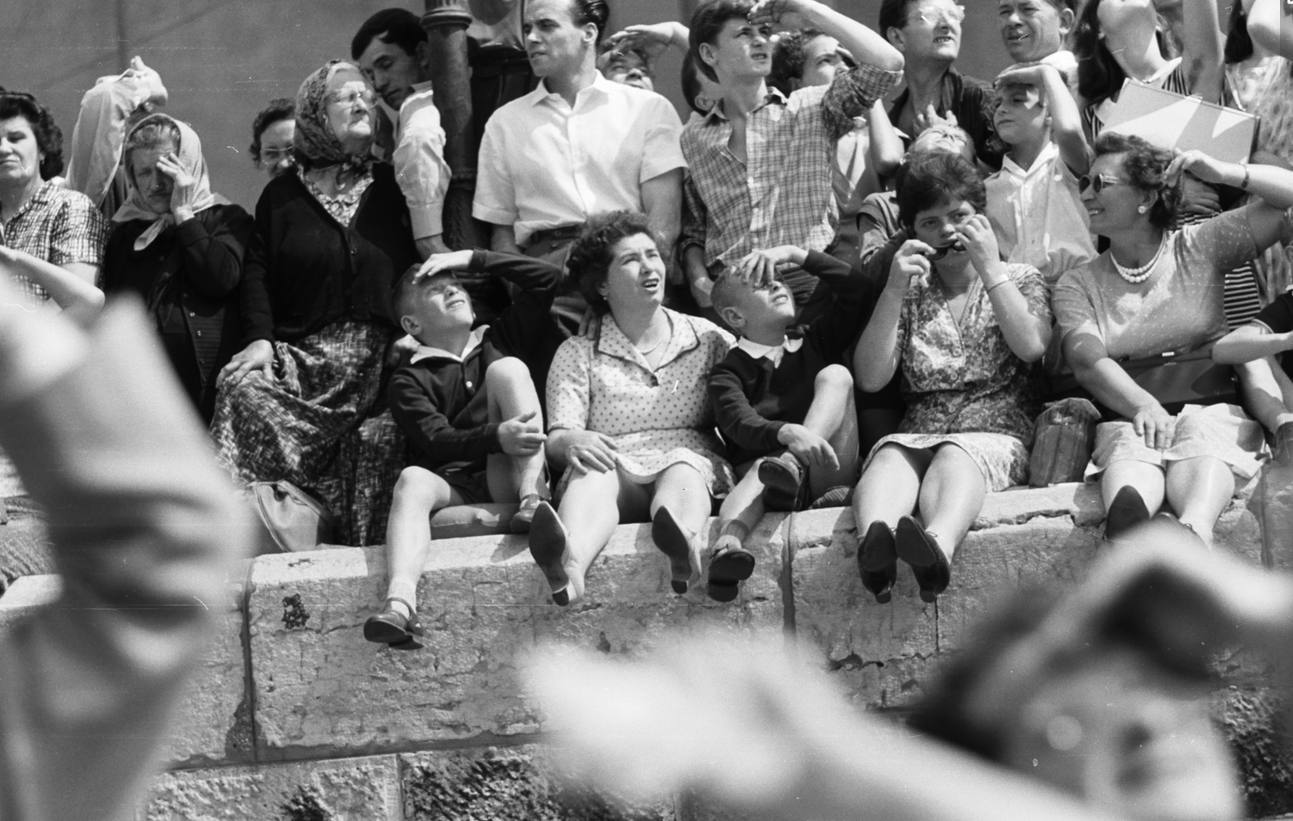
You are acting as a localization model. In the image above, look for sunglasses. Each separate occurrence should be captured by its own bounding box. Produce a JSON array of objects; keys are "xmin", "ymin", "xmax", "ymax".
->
[{"xmin": 1078, "ymin": 174, "xmax": 1130, "ymax": 194}]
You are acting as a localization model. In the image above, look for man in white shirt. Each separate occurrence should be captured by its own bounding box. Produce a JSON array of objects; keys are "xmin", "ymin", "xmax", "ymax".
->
[
  {"xmin": 353, "ymin": 9, "xmax": 454, "ymax": 261},
  {"xmin": 473, "ymin": 0, "xmax": 686, "ymax": 331}
]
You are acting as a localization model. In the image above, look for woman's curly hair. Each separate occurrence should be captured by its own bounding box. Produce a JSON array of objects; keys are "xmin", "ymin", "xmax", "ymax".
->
[
  {"xmin": 567, "ymin": 210, "xmax": 660, "ymax": 316},
  {"xmin": 0, "ymin": 92, "xmax": 64, "ymax": 180},
  {"xmin": 1093, "ymin": 132, "xmax": 1182, "ymax": 230},
  {"xmin": 249, "ymin": 98, "xmax": 295, "ymax": 165}
]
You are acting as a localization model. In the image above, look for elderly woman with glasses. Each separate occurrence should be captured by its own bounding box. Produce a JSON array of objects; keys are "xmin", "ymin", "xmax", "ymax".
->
[
  {"xmin": 1053, "ymin": 132, "xmax": 1293, "ymax": 547},
  {"xmin": 211, "ymin": 60, "xmax": 419, "ymax": 546}
]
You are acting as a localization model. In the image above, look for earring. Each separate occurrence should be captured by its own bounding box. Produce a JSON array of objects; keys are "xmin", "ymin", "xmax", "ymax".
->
[{"xmin": 1137, "ymin": 205, "xmax": 1148, "ymax": 213}]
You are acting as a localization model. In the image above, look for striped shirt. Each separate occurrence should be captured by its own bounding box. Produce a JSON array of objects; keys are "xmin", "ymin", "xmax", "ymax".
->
[
  {"xmin": 0, "ymin": 180, "xmax": 108, "ymax": 308},
  {"xmin": 680, "ymin": 64, "xmax": 901, "ymax": 272}
]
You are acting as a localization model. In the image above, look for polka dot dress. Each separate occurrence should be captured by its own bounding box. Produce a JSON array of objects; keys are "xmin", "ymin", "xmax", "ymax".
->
[{"xmin": 547, "ymin": 308, "xmax": 736, "ymax": 496}]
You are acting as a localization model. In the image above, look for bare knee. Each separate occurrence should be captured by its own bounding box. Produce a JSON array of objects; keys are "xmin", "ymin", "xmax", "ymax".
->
[
  {"xmin": 394, "ymin": 466, "xmax": 449, "ymax": 507},
  {"xmin": 815, "ymin": 364, "xmax": 853, "ymax": 393},
  {"xmin": 485, "ymin": 356, "xmax": 531, "ymax": 387}
]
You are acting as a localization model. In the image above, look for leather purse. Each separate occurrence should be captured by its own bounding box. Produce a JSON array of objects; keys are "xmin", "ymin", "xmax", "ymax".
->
[
  {"xmin": 1029, "ymin": 397, "xmax": 1103, "ymax": 487},
  {"xmin": 251, "ymin": 481, "xmax": 336, "ymax": 553},
  {"xmin": 1116, "ymin": 344, "xmax": 1237, "ymax": 412}
]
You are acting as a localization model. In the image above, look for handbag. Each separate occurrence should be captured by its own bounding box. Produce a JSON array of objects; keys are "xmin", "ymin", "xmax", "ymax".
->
[
  {"xmin": 1029, "ymin": 398, "xmax": 1102, "ymax": 487},
  {"xmin": 1116, "ymin": 344, "xmax": 1237, "ymax": 412},
  {"xmin": 251, "ymin": 480, "xmax": 336, "ymax": 553}
]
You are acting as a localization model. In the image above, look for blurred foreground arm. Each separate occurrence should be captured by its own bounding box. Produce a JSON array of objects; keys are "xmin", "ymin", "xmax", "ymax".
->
[{"xmin": 0, "ymin": 287, "xmax": 253, "ymax": 821}]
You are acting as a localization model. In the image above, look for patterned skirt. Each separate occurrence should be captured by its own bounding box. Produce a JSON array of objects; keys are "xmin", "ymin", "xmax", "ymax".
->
[
  {"xmin": 555, "ymin": 428, "xmax": 735, "ymax": 500},
  {"xmin": 863, "ymin": 431, "xmax": 1030, "ymax": 492},
  {"xmin": 210, "ymin": 321, "xmax": 404, "ymax": 546}
]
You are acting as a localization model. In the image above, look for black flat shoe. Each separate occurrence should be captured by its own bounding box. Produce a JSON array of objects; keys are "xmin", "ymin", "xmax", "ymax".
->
[
  {"xmin": 758, "ymin": 454, "xmax": 805, "ymax": 512},
  {"xmin": 1105, "ymin": 485, "xmax": 1152, "ymax": 543},
  {"xmin": 528, "ymin": 501, "xmax": 572, "ymax": 605},
  {"xmin": 364, "ymin": 597, "xmax": 426, "ymax": 649},
  {"xmin": 652, "ymin": 506, "xmax": 698, "ymax": 595},
  {"xmin": 706, "ymin": 543, "xmax": 756, "ymax": 602},
  {"xmin": 857, "ymin": 520, "xmax": 898, "ymax": 604},
  {"xmin": 895, "ymin": 515, "xmax": 951, "ymax": 604}
]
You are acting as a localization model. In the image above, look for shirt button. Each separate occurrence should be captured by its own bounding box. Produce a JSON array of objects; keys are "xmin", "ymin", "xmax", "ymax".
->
[
  {"xmin": 189, "ymin": 311, "xmax": 196, "ymax": 317},
  {"xmin": 196, "ymin": 331, "xmax": 203, "ymax": 337},
  {"xmin": 466, "ymin": 381, "xmax": 473, "ymax": 388}
]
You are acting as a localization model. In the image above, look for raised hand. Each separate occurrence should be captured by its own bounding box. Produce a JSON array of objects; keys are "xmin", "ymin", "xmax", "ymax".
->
[
  {"xmin": 415, "ymin": 249, "xmax": 474, "ymax": 281},
  {"xmin": 887, "ymin": 239, "xmax": 935, "ymax": 294},
  {"xmin": 956, "ymin": 214, "xmax": 1001, "ymax": 276},
  {"xmin": 1166, "ymin": 149, "xmax": 1233, "ymax": 190},
  {"xmin": 156, "ymin": 153, "xmax": 197, "ymax": 222},
  {"xmin": 604, "ymin": 22, "xmax": 687, "ymax": 60},
  {"xmin": 736, "ymin": 245, "xmax": 808, "ymax": 289}
]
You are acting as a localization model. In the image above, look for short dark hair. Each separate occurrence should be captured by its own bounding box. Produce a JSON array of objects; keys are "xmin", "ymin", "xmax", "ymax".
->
[
  {"xmin": 0, "ymin": 92, "xmax": 64, "ymax": 180},
  {"xmin": 1092, "ymin": 132, "xmax": 1181, "ymax": 230},
  {"xmin": 1074, "ymin": 0, "xmax": 1175, "ymax": 106},
  {"xmin": 351, "ymin": 8, "xmax": 428, "ymax": 61},
  {"xmin": 896, "ymin": 152, "xmax": 986, "ymax": 230},
  {"xmin": 392, "ymin": 263, "xmax": 422, "ymax": 323},
  {"xmin": 569, "ymin": 0, "xmax": 611, "ymax": 41},
  {"xmin": 768, "ymin": 29, "xmax": 824, "ymax": 96},
  {"xmin": 878, "ymin": 0, "xmax": 917, "ymax": 41},
  {"xmin": 689, "ymin": 0, "xmax": 755, "ymax": 82},
  {"xmin": 249, "ymin": 98, "xmax": 295, "ymax": 165},
  {"xmin": 567, "ymin": 211, "xmax": 659, "ymax": 315}
]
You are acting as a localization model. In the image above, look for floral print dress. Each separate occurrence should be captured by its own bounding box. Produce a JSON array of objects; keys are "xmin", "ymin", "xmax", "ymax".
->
[
  {"xmin": 547, "ymin": 308, "xmax": 736, "ymax": 496},
  {"xmin": 862, "ymin": 263, "xmax": 1050, "ymax": 491}
]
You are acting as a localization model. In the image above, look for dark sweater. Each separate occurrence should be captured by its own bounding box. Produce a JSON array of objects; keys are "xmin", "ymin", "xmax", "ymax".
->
[
  {"xmin": 102, "ymin": 203, "xmax": 253, "ymax": 422},
  {"xmin": 888, "ymin": 67, "xmax": 1002, "ymax": 170},
  {"xmin": 239, "ymin": 164, "xmax": 419, "ymax": 344},
  {"xmin": 708, "ymin": 250, "xmax": 879, "ymax": 466},
  {"xmin": 388, "ymin": 251, "xmax": 560, "ymax": 474}
]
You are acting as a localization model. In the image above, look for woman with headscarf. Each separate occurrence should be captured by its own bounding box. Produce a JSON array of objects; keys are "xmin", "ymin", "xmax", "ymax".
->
[
  {"xmin": 101, "ymin": 114, "xmax": 252, "ymax": 423},
  {"xmin": 212, "ymin": 60, "xmax": 419, "ymax": 546}
]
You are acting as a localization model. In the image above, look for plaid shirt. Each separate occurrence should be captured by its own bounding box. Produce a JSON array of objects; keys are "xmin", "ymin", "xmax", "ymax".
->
[
  {"xmin": 681, "ymin": 64, "xmax": 901, "ymax": 272},
  {"xmin": 0, "ymin": 180, "xmax": 108, "ymax": 308}
]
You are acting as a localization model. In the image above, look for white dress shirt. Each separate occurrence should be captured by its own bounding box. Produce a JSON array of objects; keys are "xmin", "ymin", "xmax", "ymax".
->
[
  {"xmin": 380, "ymin": 82, "xmax": 452, "ymax": 241},
  {"xmin": 473, "ymin": 73, "xmax": 686, "ymax": 245},
  {"xmin": 736, "ymin": 335, "xmax": 803, "ymax": 368}
]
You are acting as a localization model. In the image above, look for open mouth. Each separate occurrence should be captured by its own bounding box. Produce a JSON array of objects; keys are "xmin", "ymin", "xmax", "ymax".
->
[
  {"xmin": 641, "ymin": 276, "xmax": 661, "ymax": 290},
  {"xmin": 934, "ymin": 35, "xmax": 956, "ymax": 44},
  {"xmin": 445, "ymin": 297, "xmax": 467, "ymax": 310}
]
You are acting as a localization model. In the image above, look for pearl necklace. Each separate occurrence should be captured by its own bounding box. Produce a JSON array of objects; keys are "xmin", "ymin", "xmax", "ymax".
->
[{"xmin": 1110, "ymin": 236, "xmax": 1166, "ymax": 284}]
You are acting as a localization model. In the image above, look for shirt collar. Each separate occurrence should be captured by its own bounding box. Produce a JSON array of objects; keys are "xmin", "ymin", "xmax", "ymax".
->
[
  {"xmin": 409, "ymin": 325, "xmax": 489, "ymax": 364},
  {"xmin": 999, "ymin": 141, "xmax": 1059, "ymax": 179},
  {"xmin": 737, "ymin": 334, "xmax": 803, "ymax": 361},
  {"xmin": 530, "ymin": 73, "xmax": 612, "ymax": 107},
  {"xmin": 1, "ymin": 179, "xmax": 55, "ymax": 228},
  {"xmin": 702, "ymin": 86, "xmax": 788, "ymax": 125}
]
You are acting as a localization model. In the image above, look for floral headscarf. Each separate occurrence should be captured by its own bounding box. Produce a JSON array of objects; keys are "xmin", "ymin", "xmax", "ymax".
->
[
  {"xmin": 294, "ymin": 60, "xmax": 373, "ymax": 176},
  {"xmin": 112, "ymin": 113, "xmax": 227, "ymax": 250}
]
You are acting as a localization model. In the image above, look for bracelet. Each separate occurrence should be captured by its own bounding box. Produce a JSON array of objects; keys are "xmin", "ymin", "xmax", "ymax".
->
[
  {"xmin": 985, "ymin": 278, "xmax": 1012, "ymax": 294},
  {"xmin": 1240, "ymin": 161, "xmax": 1250, "ymax": 191}
]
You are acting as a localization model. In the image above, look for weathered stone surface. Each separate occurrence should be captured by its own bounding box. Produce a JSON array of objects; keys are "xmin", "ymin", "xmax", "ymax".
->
[
  {"xmin": 974, "ymin": 482, "xmax": 1104, "ymax": 530},
  {"xmin": 165, "ymin": 583, "xmax": 254, "ymax": 768},
  {"xmin": 789, "ymin": 507, "xmax": 939, "ymax": 708},
  {"xmin": 141, "ymin": 755, "xmax": 401, "ymax": 821},
  {"xmin": 248, "ymin": 515, "xmax": 785, "ymax": 758},
  {"xmin": 400, "ymin": 745, "xmax": 673, "ymax": 821},
  {"xmin": 1215, "ymin": 686, "xmax": 1293, "ymax": 818}
]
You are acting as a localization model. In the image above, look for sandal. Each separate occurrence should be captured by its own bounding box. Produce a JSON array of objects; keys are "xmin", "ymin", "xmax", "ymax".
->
[
  {"xmin": 706, "ymin": 536, "xmax": 756, "ymax": 603},
  {"xmin": 364, "ymin": 597, "xmax": 426, "ymax": 650}
]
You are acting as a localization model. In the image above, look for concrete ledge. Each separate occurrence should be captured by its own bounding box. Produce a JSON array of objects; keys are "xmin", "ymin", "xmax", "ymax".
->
[{"xmin": 246, "ymin": 514, "xmax": 787, "ymax": 759}]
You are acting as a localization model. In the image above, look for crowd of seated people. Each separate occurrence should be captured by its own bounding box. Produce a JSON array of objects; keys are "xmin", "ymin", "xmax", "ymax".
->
[{"xmin": 1, "ymin": 0, "xmax": 1292, "ymax": 654}]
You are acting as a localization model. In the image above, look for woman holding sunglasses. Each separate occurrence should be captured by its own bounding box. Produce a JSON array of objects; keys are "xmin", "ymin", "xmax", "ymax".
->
[{"xmin": 1053, "ymin": 132, "xmax": 1293, "ymax": 547}]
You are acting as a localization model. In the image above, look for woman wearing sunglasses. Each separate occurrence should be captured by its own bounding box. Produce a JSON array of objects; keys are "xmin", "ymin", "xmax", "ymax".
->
[{"xmin": 1053, "ymin": 132, "xmax": 1293, "ymax": 547}]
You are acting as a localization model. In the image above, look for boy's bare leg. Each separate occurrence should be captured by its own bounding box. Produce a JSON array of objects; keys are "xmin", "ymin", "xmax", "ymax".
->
[
  {"xmin": 485, "ymin": 357, "xmax": 548, "ymax": 501},
  {"xmin": 371, "ymin": 465, "xmax": 461, "ymax": 644},
  {"xmin": 801, "ymin": 365, "xmax": 860, "ymax": 498}
]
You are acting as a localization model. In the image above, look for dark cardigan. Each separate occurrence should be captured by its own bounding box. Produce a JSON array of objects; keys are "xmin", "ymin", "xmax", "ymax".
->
[
  {"xmin": 102, "ymin": 203, "xmax": 253, "ymax": 422},
  {"xmin": 239, "ymin": 164, "xmax": 419, "ymax": 344}
]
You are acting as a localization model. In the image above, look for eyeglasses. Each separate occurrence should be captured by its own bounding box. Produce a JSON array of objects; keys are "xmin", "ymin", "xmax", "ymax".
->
[
  {"xmin": 326, "ymin": 89, "xmax": 376, "ymax": 110},
  {"xmin": 1078, "ymin": 174, "xmax": 1130, "ymax": 194},
  {"xmin": 260, "ymin": 148, "xmax": 293, "ymax": 163},
  {"xmin": 910, "ymin": 4, "xmax": 966, "ymax": 26}
]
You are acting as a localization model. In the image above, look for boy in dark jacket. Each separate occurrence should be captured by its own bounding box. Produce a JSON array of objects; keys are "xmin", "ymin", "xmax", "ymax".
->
[
  {"xmin": 705, "ymin": 245, "xmax": 872, "ymax": 601},
  {"xmin": 364, "ymin": 249, "xmax": 559, "ymax": 649}
]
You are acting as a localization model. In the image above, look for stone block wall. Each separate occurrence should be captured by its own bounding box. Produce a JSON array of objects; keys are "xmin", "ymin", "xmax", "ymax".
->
[{"xmin": 1, "ymin": 481, "xmax": 1290, "ymax": 819}]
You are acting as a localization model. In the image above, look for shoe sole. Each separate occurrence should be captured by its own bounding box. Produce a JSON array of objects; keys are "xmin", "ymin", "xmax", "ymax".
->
[
  {"xmin": 758, "ymin": 460, "xmax": 802, "ymax": 512},
  {"xmin": 528, "ymin": 502, "xmax": 571, "ymax": 605},
  {"xmin": 895, "ymin": 516, "xmax": 947, "ymax": 603},
  {"xmin": 857, "ymin": 521, "xmax": 898, "ymax": 604},
  {"xmin": 706, "ymin": 549, "xmax": 755, "ymax": 602},
  {"xmin": 652, "ymin": 507, "xmax": 696, "ymax": 595},
  {"xmin": 363, "ymin": 617, "xmax": 410, "ymax": 645}
]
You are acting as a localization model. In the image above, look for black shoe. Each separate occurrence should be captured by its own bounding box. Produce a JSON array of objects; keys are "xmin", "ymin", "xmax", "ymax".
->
[
  {"xmin": 1105, "ymin": 486, "xmax": 1152, "ymax": 543},
  {"xmin": 652, "ymin": 506, "xmax": 698, "ymax": 595},
  {"xmin": 706, "ymin": 538, "xmax": 756, "ymax": 603},
  {"xmin": 857, "ymin": 521, "xmax": 898, "ymax": 604},
  {"xmin": 364, "ymin": 597, "xmax": 426, "ymax": 649},
  {"xmin": 895, "ymin": 515, "xmax": 951, "ymax": 604},
  {"xmin": 528, "ymin": 501, "xmax": 572, "ymax": 605},
  {"xmin": 758, "ymin": 454, "xmax": 805, "ymax": 512}
]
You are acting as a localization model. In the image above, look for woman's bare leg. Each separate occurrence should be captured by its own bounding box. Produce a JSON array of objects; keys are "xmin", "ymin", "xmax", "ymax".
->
[
  {"xmin": 918, "ymin": 445, "xmax": 987, "ymax": 560},
  {"xmin": 1165, "ymin": 456, "xmax": 1234, "ymax": 546},
  {"xmin": 853, "ymin": 444, "xmax": 929, "ymax": 531}
]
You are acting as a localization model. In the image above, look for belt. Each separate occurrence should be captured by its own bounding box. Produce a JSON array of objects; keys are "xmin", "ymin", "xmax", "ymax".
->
[{"xmin": 525, "ymin": 224, "xmax": 584, "ymax": 248}]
